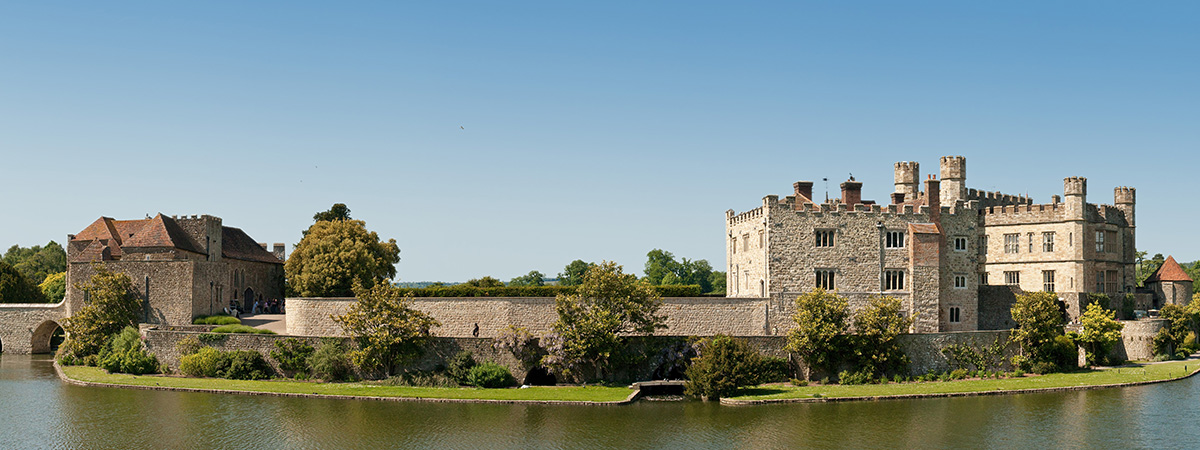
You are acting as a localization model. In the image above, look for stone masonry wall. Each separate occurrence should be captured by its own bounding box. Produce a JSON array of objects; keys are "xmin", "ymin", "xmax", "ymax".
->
[
  {"xmin": 1109, "ymin": 319, "xmax": 1166, "ymax": 362},
  {"xmin": 0, "ymin": 301, "xmax": 69, "ymax": 354}
]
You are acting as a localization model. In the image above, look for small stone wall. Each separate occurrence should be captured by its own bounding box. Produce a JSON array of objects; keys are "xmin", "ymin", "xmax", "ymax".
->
[{"xmin": 1109, "ymin": 319, "xmax": 1166, "ymax": 362}]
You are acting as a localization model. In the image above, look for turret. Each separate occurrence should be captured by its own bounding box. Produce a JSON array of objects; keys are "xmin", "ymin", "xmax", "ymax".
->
[
  {"xmin": 939, "ymin": 155, "xmax": 966, "ymax": 205},
  {"xmin": 1115, "ymin": 186, "xmax": 1135, "ymax": 227},
  {"xmin": 1064, "ymin": 177, "xmax": 1087, "ymax": 219},
  {"xmin": 893, "ymin": 161, "xmax": 920, "ymax": 203}
]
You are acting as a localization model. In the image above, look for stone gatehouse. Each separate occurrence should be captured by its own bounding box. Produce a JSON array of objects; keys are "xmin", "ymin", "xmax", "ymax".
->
[{"xmin": 727, "ymin": 156, "xmax": 1140, "ymax": 331}]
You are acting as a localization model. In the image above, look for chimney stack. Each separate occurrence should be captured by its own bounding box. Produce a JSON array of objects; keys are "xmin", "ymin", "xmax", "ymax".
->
[
  {"xmin": 840, "ymin": 178, "xmax": 863, "ymax": 206},
  {"xmin": 925, "ymin": 175, "xmax": 941, "ymax": 225}
]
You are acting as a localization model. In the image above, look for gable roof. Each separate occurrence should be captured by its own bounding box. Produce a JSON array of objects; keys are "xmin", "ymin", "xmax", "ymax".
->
[
  {"xmin": 121, "ymin": 214, "xmax": 204, "ymax": 254},
  {"xmin": 1145, "ymin": 256, "xmax": 1194, "ymax": 283},
  {"xmin": 221, "ymin": 227, "xmax": 283, "ymax": 264},
  {"xmin": 70, "ymin": 214, "xmax": 282, "ymax": 265}
]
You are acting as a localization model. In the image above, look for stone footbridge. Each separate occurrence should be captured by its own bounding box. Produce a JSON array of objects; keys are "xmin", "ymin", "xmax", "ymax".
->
[{"xmin": 0, "ymin": 301, "xmax": 69, "ymax": 354}]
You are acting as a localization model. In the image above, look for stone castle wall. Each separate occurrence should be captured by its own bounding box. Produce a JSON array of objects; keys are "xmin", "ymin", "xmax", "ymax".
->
[
  {"xmin": 287, "ymin": 297, "xmax": 776, "ymax": 338},
  {"xmin": 0, "ymin": 302, "xmax": 69, "ymax": 354},
  {"xmin": 1110, "ymin": 319, "xmax": 1167, "ymax": 362}
]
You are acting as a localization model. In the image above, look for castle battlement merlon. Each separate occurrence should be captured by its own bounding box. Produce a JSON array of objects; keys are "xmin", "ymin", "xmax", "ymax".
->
[{"xmin": 727, "ymin": 206, "xmax": 764, "ymax": 226}]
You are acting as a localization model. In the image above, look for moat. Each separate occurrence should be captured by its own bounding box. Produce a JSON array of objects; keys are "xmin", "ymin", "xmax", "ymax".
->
[{"xmin": 2, "ymin": 355, "xmax": 1196, "ymax": 449}]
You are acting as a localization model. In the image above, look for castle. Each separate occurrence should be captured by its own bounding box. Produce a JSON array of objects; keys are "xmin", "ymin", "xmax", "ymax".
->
[
  {"xmin": 726, "ymin": 156, "xmax": 1142, "ymax": 332},
  {"xmin": 65, "ymin": 214, "xmax": 285, "ymax": 325}
]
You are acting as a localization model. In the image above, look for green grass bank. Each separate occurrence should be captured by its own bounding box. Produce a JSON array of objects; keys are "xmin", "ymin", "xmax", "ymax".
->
[
  {"xmin": 727, "ymin": 359, "xmax": 1200, "ymax": 404},
  {"xmin": 59, "ymin": 365, "xmax": 634, "ymax": 404}
]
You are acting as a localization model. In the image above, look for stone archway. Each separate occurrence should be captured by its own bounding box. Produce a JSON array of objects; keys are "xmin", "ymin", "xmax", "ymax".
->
[
  {"xmin": 523, "ymin": 366, "xmax": 557, "ymax": 386},
  {"xmin": 30, "ymin": 320, "xmax": 64, "ymax": 354}
]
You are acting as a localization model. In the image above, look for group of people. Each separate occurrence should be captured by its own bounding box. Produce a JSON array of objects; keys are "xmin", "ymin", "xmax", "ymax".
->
[{"xmin": 252, "ymin": 298, "xmax": 284, "ymax": 315}]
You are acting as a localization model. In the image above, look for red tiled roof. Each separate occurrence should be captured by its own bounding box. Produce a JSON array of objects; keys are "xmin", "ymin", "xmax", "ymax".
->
[
  {"xmin": 1145, "ymin": 256, "xmax": 1194, "ymax": 283},
  {"xmin": 222, "ymin": 227, "xmax": 283, "ymax": 264},
  {"xmin": 121, "ymin": 214, "xmax": 204, "ymax": 254},
  {"xmin": 71, "ymin": 215, "xmax": 281, "ymax": 265},
  {"xmin": 908, "ymin": 223, "xmax": 941, "ymax": 235}
]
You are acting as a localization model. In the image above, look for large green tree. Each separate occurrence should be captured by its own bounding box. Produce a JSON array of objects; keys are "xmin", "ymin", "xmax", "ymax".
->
[
  {"xmin": 2, "ymin": 241, "xmax": 66, "ymax": 285},
  {"xmin": 0, "ymin": 260, "xmax": 47, "ymax": 303},
  {"xmin": 60, "ymin": 267, "xmax": 140, "ymax": 360},
  {"xmin": 1075, "ymin": 302, "xmax": 1124, "ymax": 366},
  {"xmin": 508, "ymin": 270, "xmax": 546, "ymax": 287},
  {"xmin": 313, "ymin": 203, "xmax": 352, "ymax": 222},
  {"xmin": 464, "ymin": 276, "xmax": 504, "ymax": 287},
  {"xmin": 1010, "ymin": 291, "xmax": 1067, "ymax": 365},
  {"xmin": 786, "ymin": 288, "xmax": 851, "ymax": 375},
  {"xmin": 542, "ymin": 261, "xmax": 665, "ymax": 381},
  {"xmin": 684, "ymin": 335, "xmax": 763, "ymax": 400},
  {"xmin": 334, "ymin": 283, "xmax": 440, "ymax": 376},
  {"xmin": 286, "ymin": 219, "xmax": 401, "ymax": 297},
  {"xmin": 557, "ymin": 260, "xmax": 595, "ymax": 286},
  {"xmin": 642, "ymin": 249, "xmax": 716, "ymax": 293},
  {"xmin": 1136, "ymin": 251, "xmax": 1165, "ymax": 287},
  {"xmin": 40, "ymin": 272, "xmax": 66, "ymax": 302},
  {"xmin": 850, "ymin": 296, "xmax": 912, "ymax": 377}
]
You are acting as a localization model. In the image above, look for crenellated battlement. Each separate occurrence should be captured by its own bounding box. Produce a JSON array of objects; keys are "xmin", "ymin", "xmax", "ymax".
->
[
  {"xmin": 728, "ymin": 207, "xmax": 764, "ymax": 225},
  {"xmin": 1115, "ymin": 186, "xmax": 1136, "ymax": 204},
  {"xmin": 1064, "ymin": 177, "xmax": 1087, "ymax": 196},
  {"xmin": 939, "ymin": 155, "xmax": 966, "ymax": 180},
  {"xmin": 965, "ymin": 188, "xmax": 1034, "ymax": 208}
]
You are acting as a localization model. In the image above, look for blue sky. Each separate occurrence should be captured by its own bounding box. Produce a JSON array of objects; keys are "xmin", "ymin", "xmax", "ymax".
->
[{"xmin": 2, "ymin": 2, "xmax": 1197, "ymax": 281}]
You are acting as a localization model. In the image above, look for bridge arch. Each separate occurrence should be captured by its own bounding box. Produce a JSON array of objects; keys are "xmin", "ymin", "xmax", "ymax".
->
[{"xmin": 31, "ymin": 320, "xmax": 64, "ymax": 354}]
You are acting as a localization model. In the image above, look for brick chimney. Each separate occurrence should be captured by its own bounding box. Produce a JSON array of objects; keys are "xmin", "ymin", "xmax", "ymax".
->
[
  {"xmin": 840, "ymin": 178, "xmax": 863, "ymax": 206},
  {"xmin": 793, "ymin": 181, "xmax": 814, "ymax": 209},
  {"xmin": 272, "ymin": 243, "xmax": 286, "ymax": 262},
  {"xmin": 925, "ymin": 175, "xmax": 941, "ymax": 225},
  {"xmin": 891, "ymin": 192, "xmax": 905, "ymax": 204}
]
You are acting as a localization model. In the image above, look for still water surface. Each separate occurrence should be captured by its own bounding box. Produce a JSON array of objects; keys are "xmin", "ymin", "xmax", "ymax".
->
[{"xmin": 2, "ymin": 354, "xmax": 1198, "ymax": 449}]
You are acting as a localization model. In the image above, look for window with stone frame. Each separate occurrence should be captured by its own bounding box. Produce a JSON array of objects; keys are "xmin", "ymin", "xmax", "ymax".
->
[
  {"xmin": 1095, "ymin": 230, "xmax": 1105, "ymax": 253},
  {"xmin": 1096, "ymin": 270, "xmax": 1105, "ymax": 293},
  {"xmin": 954, "ymin": 274, "xmax": 967, "ymax": 289},
  {"xmin": 949, "ymin": 307, "xmax": 961, "ymax": 323},
  {"xmin": 758, "ymin": 230, "xmax": 764, "ymax": 248},
  {"xmin": 884, "ymin": 269, "xmax": 905, "ymax": 290},
  {"xmin": 732, "ymin": 237, "xmax": 737, "ymax": 254},
  {"xmin": 732, "ymin": 269, "xmax": 738, "ymax": 293},
  {"xmin": 1043, "ymin": 270, "xmax": 1055, "ymax": 292},
  {"xmin": 1028, "ymin": 233, "xmax": 1034, "ymax": 253},
  {"xmin": 816, "ymin": 269, "xmax": 836, "ymax": 290},
  {"xmin": 980, "ymin": 272, "xmax": 989, "ymax": 285},
  {"xmin": 1106, "ymin": 270, "xmax": 1118, "ymax": 293},
  {"xmin": 815, "ymin": 229, "xmax": 835, "ymax": 248},
  {"xmin": 1043, "ymin": 232, "xmax": 1055, "ymax": 252},
  {"xmin": 1106, "ymin": 231, "xmax": 1117, "ymax": 253},
  {"xmin": 954, "ymin": 236, "xmax": 968, "ymax": 252},
  {"xmin": 885, "ymin": 230, "xmax": 905, "ymax": 249},
  {"xmin": 1004, "ymin": 271, "xmax": 1020, "ymax": 286},
  {"xmin": 980, "ymin": 236, "xmax": 988, "ymax": 255},
  {"xmin": 1004, "ymin": 233, "xmax": 1019, "ymax": 253},
  {"xmin": 742, "ymin": 234, "xmax": 750, "ymax": 252}
]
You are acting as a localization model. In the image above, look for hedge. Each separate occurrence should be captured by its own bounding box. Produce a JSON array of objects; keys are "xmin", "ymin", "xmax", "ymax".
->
[{"xmin": 391, "ymin": 284, "xmax": 703, "ymax": 298}]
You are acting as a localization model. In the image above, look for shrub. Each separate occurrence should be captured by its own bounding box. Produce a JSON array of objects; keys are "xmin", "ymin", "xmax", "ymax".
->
[
  {"xmin": 948, "ymin": 368, "xmax": 969, "ymax": 380},
  {"xmin": 211, "ymin": 325, "xmax": 276, "ymax": 334},
  {"xmin": 193, "ymin": 315, "xmax": 241, "ymax": 326},
  {"xmin": 1010, "ymin": 291, "xmax": 1067, "ymax": 368},
  {"xmin": 309, "ymin": 339, "xmax": 352, "ymax": 381},
  {"xmin": 493, "ymin": 326, "xmax": 541, "ymax": 366},
  {"xmin": 756, "ymin": 357, "xmax": 791, "ymax": 384},
  {"xmin": 790, "ymin": 378, "xmax": 809, "ymax": 387},
  {"xmin": 684, "ymin": 335, "xmax": 762, "ymax": 400},
  {"xmin": 1048, "ymin": 335, "xmax": 1079, "ymax": 371},
  {"xmin": 374, "ymin": 371, "xmax": 458, "ymax": 387},
  {"xmin": 180, "ymin": 347, "xmax": 227, "ymax": 378},
  {"xmin": 786, "ymin": 289, "xmax": 850, "ymax": 376},
  {"xmin": 1076, "ymin": 302, "xmax": 1123, "ymax": 366},
  {"xmin": 466, "ymin": 362, "xmax": 517, "ymax": 388},
  {"xmin": 223, "ymin": 350, "xmax": 273, "ymax": 380},
  {"xmin": 97, "ymin": 327, "xmax": 159, "ymax": 375},
  {"xmin": 271, "ymin": 338, "xmax": 315, "ymax": 374},
  {"xmin": 838, "ymin": 368, "xmax": 873, "ymax": 385},
  {"xmin": 447, "ymin": 351, "xmax": 477, "ymax": 385},
  {"xmin": 175, "ymin": 336, "xmax": 203, "ymax": 356}
]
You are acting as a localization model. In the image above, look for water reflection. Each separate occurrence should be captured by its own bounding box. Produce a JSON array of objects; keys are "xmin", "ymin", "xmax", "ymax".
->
[{"xmin": 1, "ymin": 354, "xmax": 1195, "ymax": 449}]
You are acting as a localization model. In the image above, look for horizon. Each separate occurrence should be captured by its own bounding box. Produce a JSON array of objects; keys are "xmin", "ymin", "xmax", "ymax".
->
[{"xmin": 2, "ymin": 2, "xmax": 1197, "ymax": 281}]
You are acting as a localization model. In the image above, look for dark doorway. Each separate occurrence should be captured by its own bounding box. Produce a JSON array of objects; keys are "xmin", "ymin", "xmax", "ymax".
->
[{"xmin": 523, "ymin": 366, "xmax": 557, "ymax": 386}]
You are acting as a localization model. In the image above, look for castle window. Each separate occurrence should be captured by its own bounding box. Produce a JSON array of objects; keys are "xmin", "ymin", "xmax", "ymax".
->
[
  {"xmin": 1106, "ymin": 270, "xmax": 1118, "ymax": 293},
  {"xmin": 732, "ymin": 237, "xmax": 737, "ymax": 254},
  {"xmin": 1028, "ymin": 233, "xmax": 1034, "ymax": 253},
  {"xmin": 885, "ymin": 231, "xmax": 905, "ymax": 249},
  {"xmin": 1096, "ymin": 270, "xmax": 1105, "ymax": 293},
  {"xmin": 1043, "ymin": 232, "xmax": 1055, "ymax": 252},
  {"xmin": 954, "ymin": 237, "xmax": 967, "ymax": 252},
  {"xmin": 1095, "ymin": 231, "xmax": 1105, "ymax": 253},
  {"xmin": 954, "ymin": 274, "xmax": 967, "ymax": 289},
  {"xmin": 980, "ymin": 236, "xmax": 988, "ymax": 255},
  {"xmin": 1043, "ymin": 270, "xmax": 1055, "ymax": 292},
  {"xmin": 1004, "ymin": 234, "xmax": 1019, "ymax": 254},
  {"xmin": 815, "ymin": 230, "xmax": 835, "ymax": 248},
  {"xmin": 742, "ymin": 234, "xmax": 750, "ymax": 252},
  {"xmin": 949, "ymin": 307, "xmax": 961, "ymax": 323},
  {"xmin": 732, "ymin": 269, "xmax": 738, "ymax": 293},
  {"xmin": 980, "ymin": 273, "xmax": 989, "ymax": 285},
  {"xmin": 884, "ymin": 270, "xmax": 905, "ymax": 290},
  {"xmin": 816, "ymin": 269, "xmax": 836, "ymax": 290},
  {"xmin": 1106, "ymin": 231, "xmax": 1117, "ymax": 253},
  {"xmin": 758, "ymin": 231, "xmax": 764, "ymax": 248},
  {"xmin": 1004, "ymin": 271, "xmax": 1020, "ymax": 286}
]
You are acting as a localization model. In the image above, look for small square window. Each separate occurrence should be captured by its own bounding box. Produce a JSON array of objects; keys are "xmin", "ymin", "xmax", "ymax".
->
[
  {"xmin": 886, "ymin": 230, "xmax": 905, "ymax": 249},
  {"xmin": 954, "ymin": 237, "xmax": 967, "ymax": 252},
  {"xmin": 949, "ymin": 307, "xmax": 961, "ymax": 323},
  {"xmin": 815, "ymin": 230, "xmax": 835, "ymax": 248},
  {"xmin": 954, "ymin": 275, "xmax": 967, "ymax": 289}
]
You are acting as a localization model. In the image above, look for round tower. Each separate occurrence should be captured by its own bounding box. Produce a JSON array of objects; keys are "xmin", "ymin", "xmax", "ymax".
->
[
  {"xmin": 1115, "ymin": 186, "xmax": 1135, "ymax": 227},
  {"xmin": 893, "ymin": 161, "xmax": 920, "ymax": 203},
  {"xmin": 939, "ymin": 155, "xmax": 966, "ymax": 204}
]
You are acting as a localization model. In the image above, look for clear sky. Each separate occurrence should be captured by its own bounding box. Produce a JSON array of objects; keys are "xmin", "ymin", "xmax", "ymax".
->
[{"xmin": 1, "ymin": 2, "xmax": 1197, "ymax": 282}]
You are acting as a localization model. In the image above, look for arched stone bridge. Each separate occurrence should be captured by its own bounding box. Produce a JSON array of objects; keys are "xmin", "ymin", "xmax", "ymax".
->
[{"xmin": 0, "ymin": 301, "xmax": 69, "ymax": 354}]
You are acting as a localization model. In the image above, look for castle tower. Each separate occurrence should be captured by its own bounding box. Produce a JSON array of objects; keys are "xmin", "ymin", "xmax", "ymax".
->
[
  {"xmin": 893, "ymin": 161, "xmax": 920, "ymax": 203},
  {"xmin": 202, "ymin": 215, "xmax": 223, "ymax": 262},
  {"xmin": 1064, "ymin": 177, "xmax": 1087, "ymax": 219},
  {"xmin": 1115, "ymin": 187, "xmax": 1136, "ymax": 227},
  {"xmin": 939, "ymin": 156, "xmax": 966, "ymax": 205}
]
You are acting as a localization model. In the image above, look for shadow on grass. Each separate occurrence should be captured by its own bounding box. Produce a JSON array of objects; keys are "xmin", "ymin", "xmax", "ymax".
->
[{"xmin": 737, "ymin": 387, "xmax": 789, "ymax": 397}]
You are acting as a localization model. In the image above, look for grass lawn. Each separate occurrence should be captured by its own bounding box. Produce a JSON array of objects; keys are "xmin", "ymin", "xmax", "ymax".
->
[
  {"xmin": 61, "ymin": 366, "xmax": 633, "ymax": 403},
  {"xmin": 729, "ymin": 359, "xmax": 1200, "ymax": 403}
]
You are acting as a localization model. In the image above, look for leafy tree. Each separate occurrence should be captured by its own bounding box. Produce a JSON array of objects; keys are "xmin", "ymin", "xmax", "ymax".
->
[
  {"xmin": 1136, "ymin": 251, "xmax": 1165, "ymax": 287},
  {"xmin": 643, "ymin": 249, "xmax": 680, "ymax": 285},
  {"xmin": 786, "ymin": 288, "xmax": 851, "ymax": 375},
  {"xmin": 40, "ymin": 272, "xmax": 65, "ymax": 302},
  {"xmin": 97, "ymin": 326, "xmax": 159, "ymax": 375},
  {"xmin": 542, "ymin": 261, "xmax": 665, "ymax": 381},
  {"xmin": 509, "ymin": 271, "xmax": 546, "ymax": 287},
  {"xmin": 464, "ymin": 276, "xmax": 504, "ymax": 288},
  {"xmin": 2, "ymin": 241, "xmax": 67, "ymax": 285},
  {"xmin": 1010, "ymin": 291, "xmax": 1066, "ymax": 368},
  {"xmin": 313, "ymin": 203, "xmax": 352, "ymax": 222},
  {"xmin": 1075, "ymin": 302, "xmax": 1124, "ymax": 366},
  {"xmin": 557, "ymin": 260, "xmax": 595, "ymax": 286},
  {"xmin": 684, "ymin": 335, "xmax": 762, "ymax": 400},
  {"xmin": 642, "ymin": 249, "xmax": 715, "ymax": 293},
  {"xmin": 286, "ymin": 219, "xmax": 401, "ymax": 297},
  {"xmin": 0, "ymin": 260, "xmax": 47, "ymax": 303},
  {"xmin": 708, "ymin": 271, "xmax": 726, "ymax": 295},
  {"xmin": 1152, "ymin": 303, "xmax": 1196, "ymax": 358},
  {"xmin": 334, "ymin": 283, "xmax": 440, "ymax": 377},
  {"xmin": 60, "ymin": 267, "xmax": 140, "ymax": 360},
  {"xmin": 850, "ymin": 296, "xmax": 913, "ymax": 377}
]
